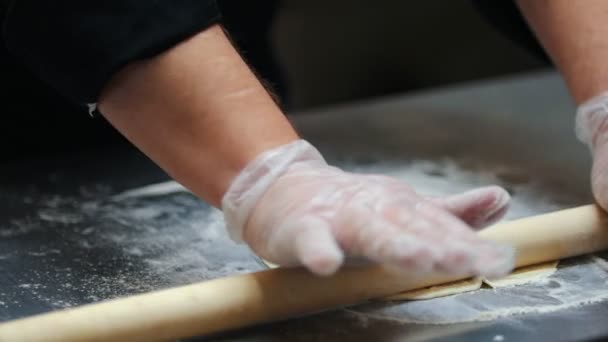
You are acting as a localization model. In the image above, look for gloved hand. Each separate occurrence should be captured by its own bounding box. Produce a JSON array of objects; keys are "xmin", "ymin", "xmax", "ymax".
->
[
  {"xmin": 576, "ymin": 92, "xmax": 608, "ymax": 210},
  {"xmin": 222, "ymin": 140, "xmax": 514, "ymax": 277}
]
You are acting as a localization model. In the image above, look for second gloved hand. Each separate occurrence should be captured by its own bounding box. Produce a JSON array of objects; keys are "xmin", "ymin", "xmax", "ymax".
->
[{"xmin": 222, "ymin": 140, "xmax": 514, "ymax": 277}]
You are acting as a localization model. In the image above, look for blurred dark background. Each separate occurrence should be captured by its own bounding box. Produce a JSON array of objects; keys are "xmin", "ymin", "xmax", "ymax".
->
[
  {"xmin": 1, "ymin": 0, "xmax": 548, "ymax": 160},
  {"xmin": 272, "ymin": 0, "xmax": 546, "ymax": 108}
]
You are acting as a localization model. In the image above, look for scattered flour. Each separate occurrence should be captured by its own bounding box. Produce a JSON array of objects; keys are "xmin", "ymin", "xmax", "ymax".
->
[
  {"xmin": 591, "ymin": 255, "xmax": 608, "ymax": 272},
  {"xmin": 1, "ymin": 185, "xmax": 258, "ymax": 315},
  {"xmin": 80, "ymin": 189, "xmax": 259, "ymax": 286}
]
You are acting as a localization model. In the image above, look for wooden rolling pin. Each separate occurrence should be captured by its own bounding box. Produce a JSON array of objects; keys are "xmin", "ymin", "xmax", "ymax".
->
[{"xmin": 1, "ymin": 204, "xmax": 608, "ymax": 341}]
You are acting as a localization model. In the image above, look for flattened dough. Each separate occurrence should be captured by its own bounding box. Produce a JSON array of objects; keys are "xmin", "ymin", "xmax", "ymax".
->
[
  {"xmin": 262, "ymin": 259, "xmax": 560, "ymax": 300},
  {"xmin": 382, "ymin": 277, "xmax": 483, "ymax": 301},
  {"xmin": 482, "ymin": 261, "xmax": 558, "ymax": 288},
  {"xmin": 262, "ymin": 260, "xmax": 278, "ymax": 269}
]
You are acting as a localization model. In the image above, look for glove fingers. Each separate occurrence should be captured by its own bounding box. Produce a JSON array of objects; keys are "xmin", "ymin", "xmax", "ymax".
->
[
  {"xmin": 414, "ymin": 201, "xmax": 514, "ymax": 277},
  {"xmin": 592, "ymin": 142, "xmax": 608, "ymax": 210},
  {"xmin": 427, "ymin": 186, "xmax": 510, "ymax": 229},
  {"xmin": 291, "ymin": 216, "xmax": 344, "ymax": 276},
  {"xmin": 345, "ymin": 199, "xmax": 490, "ymax": 276},
  {"xmin": 413, "ymin": 202, "xmax": 488, "ymax": 275},
  {"xmin": 471, "ymin": 241, "xmax": 516, "ymax": 278},
  {"xmin": 337, "ymin": 205, "xmax": 438, "ymax": 274},
  {"xmin": 368, "ymin": 222, "xmax": 438, "ymax": 274}
]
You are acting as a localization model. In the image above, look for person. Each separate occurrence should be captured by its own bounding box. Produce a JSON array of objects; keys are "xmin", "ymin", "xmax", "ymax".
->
[{"xmin": 2, "ymin": 1, "xmax": 607, "ymax": 278}]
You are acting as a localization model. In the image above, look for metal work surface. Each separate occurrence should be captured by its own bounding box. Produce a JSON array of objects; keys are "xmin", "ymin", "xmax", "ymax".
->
[{"xmin": 1, "ymin": 70, "xmax": 607, "ymax": 341}]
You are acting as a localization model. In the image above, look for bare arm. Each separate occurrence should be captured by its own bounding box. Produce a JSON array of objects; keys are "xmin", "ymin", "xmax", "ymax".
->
[
  {"xmin": 517, "ymin": 0, "xmax": 608, "ymax": 103},
  {"xmin": 98, "ymin": 25, "xmax": 298, "ymax": 207},
  {"xmin": 95, "ymin": 23, "xmax": 515, "ymax": 277},
  {"xmin": 94, "ymin": 21, "xmax": 516, "ymax": 278}
]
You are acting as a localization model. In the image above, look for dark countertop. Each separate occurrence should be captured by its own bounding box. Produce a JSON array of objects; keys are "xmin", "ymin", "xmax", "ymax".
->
[{"xmin": 1, "ymin": 70, "xmax": 607, "ymax": 341}]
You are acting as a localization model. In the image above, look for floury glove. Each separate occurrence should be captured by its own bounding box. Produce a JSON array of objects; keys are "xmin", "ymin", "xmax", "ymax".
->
[
  {"xmin": 576, "ymin": 92, "xmax": 608, "ymax": 211},
  {"xmin": 222, "ymin": 140, "xmax": 515, "ymax": 277}
]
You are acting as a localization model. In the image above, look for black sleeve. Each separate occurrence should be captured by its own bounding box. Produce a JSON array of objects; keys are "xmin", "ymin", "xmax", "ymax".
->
[
  {"xmin": 471, "ymin": 0, "xmax": 550, "ymax": 64},
  {"xmin": 2, "ymin": 1, "xmax": 221, "ymax": 105}
]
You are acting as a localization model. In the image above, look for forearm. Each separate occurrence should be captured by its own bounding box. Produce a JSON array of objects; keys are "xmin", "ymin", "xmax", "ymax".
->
[
  {"xmin": 517, "ymin": 0, "xmax": 608, "ymax": 103},
  {"xmin": 98, "ymin": 25, "xmax": 298, "ymax": 207}
]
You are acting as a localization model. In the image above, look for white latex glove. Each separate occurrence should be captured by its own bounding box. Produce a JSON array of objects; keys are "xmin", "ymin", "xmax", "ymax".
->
[
  {"xmin": 576, "ymin": 91, "xmax": 608, "ymax": 210},
  {"xmin": 222, "ymin": 140, "xmax": 514, "ymax": 277}
]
